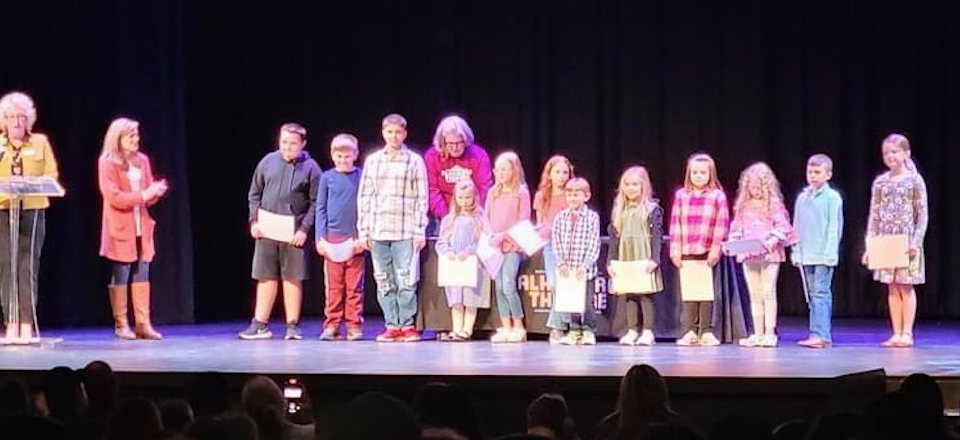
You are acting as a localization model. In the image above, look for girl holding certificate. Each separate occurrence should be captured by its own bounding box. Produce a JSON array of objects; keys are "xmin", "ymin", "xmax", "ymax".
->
[
  {"xmin": 607, "ymin": 166, "xmax": 664, "ymax": 346},
  {"xmin": 729, "ymin": 162, "xmax": 795, "ymax": 348},
  {"xmin": 669, "ymin": 153, "xmax": 730, "ymax": 346},
  {"xmin": 533, "ymin": 155, "xmax": 574, "ymax": 343},
  {"xmin": 862, "ymin": 134, "xmax": 928, "ymax": 348},
  {"xmin": 484, "ymin": 152, "xmax": 532, "ymax": 342},
  {"xmin": 435, "ymin": 180, "xmax": 489, "ymax": 341}
]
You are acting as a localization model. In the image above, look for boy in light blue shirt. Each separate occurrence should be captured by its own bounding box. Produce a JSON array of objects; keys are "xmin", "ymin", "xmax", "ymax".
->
[{"xmin": 791, "ymin": 154, "xmax": 843, "ymax": 348}]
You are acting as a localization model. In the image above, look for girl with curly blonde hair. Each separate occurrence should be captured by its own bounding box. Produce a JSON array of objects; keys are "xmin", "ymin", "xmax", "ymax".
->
[{"xmin": 729, "ymin": 162, "xmax": 795, "ymax": 347}]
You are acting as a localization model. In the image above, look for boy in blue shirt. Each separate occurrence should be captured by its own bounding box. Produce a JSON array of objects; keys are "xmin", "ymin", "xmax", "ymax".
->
[
  {"xmin": 791, "ymin": 154, "xmax": 843, "ymax": 348},
  {"xmin": 315, "ymin": 134, "xmax": 365, "ymax": 341}
]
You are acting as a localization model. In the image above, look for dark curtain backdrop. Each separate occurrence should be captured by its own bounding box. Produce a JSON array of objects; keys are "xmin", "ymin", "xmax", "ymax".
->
[
  {"xmin": 3, "ymin": 0, "xmax": 958, "ymax": 326},
  {"xmin": 2, "ymin": 0, "xmax": 194, "ymax": 327}
]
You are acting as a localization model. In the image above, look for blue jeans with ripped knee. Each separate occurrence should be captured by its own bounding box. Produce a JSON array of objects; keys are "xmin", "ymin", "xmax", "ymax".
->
[{"xmin": 370, "ymin": 239, "xmax": 418, "ymax": 328}]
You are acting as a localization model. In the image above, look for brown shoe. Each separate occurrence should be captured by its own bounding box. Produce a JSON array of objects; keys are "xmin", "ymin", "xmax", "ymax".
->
[
  {"xmin": 131, "ymin": 282, "xmax": 162, "ymax": 340},
  {"xmin": 108, "ymin": 285, "xmax": 136, "ymax": 340}
]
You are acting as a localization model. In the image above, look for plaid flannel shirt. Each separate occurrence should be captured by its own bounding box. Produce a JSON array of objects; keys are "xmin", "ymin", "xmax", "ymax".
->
[
  {"xmin": 551, "ymin": 205, "xmax": 601, "ymax": 278},
  {"xmin": 357, "ymin": 145, "xmax": 428, "ymax": 242},
  {"xmin": 668, "ymin": 188, "xmax": 730, "ymax": 257}
]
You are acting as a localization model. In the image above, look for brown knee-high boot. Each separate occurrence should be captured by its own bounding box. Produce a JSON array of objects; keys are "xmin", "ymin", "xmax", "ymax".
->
[
  {"xmin": 108, "ymin": 285, "xmax": 136, "ymax": 340},
  {"xmin": 131, "ymin": 282, "xmax": 162, "ymax": 340}
]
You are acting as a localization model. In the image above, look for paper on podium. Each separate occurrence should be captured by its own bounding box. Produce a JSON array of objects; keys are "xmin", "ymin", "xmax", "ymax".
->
[
  {"xmin": 679, "ymin": 260, "xmax": 715, "ymax": 301},
  {"xmin": 866, "ymin": 234, "xmax": 910, "ymax": 270},
  {"xmin": 476, "ymin": 233, "xmax": 504, "ymax": 278},
  {"xmin": 609, "ymin": 260, "xmax": 659, "ymax": 294},
  {"xmin": 554, "ymin": 270, "xmax": 587, "ymax": 313},
  {"xmin": 438, "ymin": 256, "xmax": 479, "ymax": 288},
  {"xmin": 321, "ymin": 238, "xmax": 356, "ymax": 263},
  {"xmin": 257, "ymin": 208, "xmax": 295, "ymax": 243},
  {"xmin": 721, "ymin": 239, "xmax": 766, "ymax": 256},
  {"xmin": 507, "ymin": 220, "xmax": 545, "ymax": 255}
]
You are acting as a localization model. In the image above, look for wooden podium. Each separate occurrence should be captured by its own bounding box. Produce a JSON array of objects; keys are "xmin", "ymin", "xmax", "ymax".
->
[{"xmin": 0, "ymin": 175, "xmax": 64, "ymax": 345}]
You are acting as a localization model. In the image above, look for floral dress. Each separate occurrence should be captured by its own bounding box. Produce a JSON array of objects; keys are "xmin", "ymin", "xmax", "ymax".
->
[{"xmin": 866, "ymin": 172, "xmax": 928, "ymax": 284}]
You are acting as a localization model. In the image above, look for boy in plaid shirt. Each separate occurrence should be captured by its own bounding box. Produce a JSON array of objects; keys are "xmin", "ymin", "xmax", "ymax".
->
[
  {"xmin": 357, "ymin": 113, "xmax": 429, "ymax": 342},
  {"xmin": 551, "ymin": 178, "xmax": 601, "ymax": 345}
]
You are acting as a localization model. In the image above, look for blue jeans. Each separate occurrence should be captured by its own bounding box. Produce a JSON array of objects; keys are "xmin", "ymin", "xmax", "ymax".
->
[
  {"xmin": 542, "ymin": 243, "xmax": 567, "ymax": 330},
  {"xmin": 495, "ymin": 252, "xmax": 524, "ymax": 318},
  {"xmin": 111, "ymin": 260, "xmax": 150, "ymax": 285},
  {"xmin": 802, "ymin": 265, "xmax": 834, "ymax": 341},
  {"xmin": 370, "ymin": 240, "xmax": 418, "ymax": 328},
  {"xmin": 560, "ymin": 277, "xmax": 597, "ymax": 331}
]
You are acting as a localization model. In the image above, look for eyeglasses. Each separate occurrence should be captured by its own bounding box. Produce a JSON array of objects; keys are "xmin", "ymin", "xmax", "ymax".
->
[
  {"xmin": 2, "ymin": 114, "xmax": 27, "ymax": 122},
  {"xmin": 444, "ymin": 141, "xmax": 466, "ymax": 148}
]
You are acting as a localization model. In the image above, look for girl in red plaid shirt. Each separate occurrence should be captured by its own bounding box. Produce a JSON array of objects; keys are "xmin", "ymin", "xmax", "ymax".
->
[{"xmin": 669, "ymin": 153, "xmax": 730, "ymax": 346}]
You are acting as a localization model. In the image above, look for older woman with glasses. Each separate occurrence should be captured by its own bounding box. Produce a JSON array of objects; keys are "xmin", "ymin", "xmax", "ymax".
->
[
  {"xmin": 0, "ymin": 91, "xmax": 59, "ymax": 344},
  {"xmin": 424, "ymin": 115, "xmax": 493, "ymax": 236}
]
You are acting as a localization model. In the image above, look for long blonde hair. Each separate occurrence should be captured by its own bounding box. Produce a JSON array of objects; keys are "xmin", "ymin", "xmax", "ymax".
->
[
  {"xmin": 100, "ymin": 117, "xmax": 141, "ymax": 165},
  {"xmin": 533, "ymin": 155, "xmax": 574, "ymax": 221},
  {"xmin": 683, "ymin": 153, "xmax": 722, "ymax": 191},
  {"xmin": 882, "ymin": 133, "xmax": 918, "ymax": 174},
  {"xmin": 490, "ymin": 151, "xmax": 526, "ymax": 199},
  {"xmin": 611, "ymin": 166, "xmax": 656, "ymax": 234},
  {"xmin": 442, "ymin": 180, "xmax": 485, "ymax": 240},
  {"xmin": 733, "ymin": 162, "xmax": 784, "ymax": 215}
]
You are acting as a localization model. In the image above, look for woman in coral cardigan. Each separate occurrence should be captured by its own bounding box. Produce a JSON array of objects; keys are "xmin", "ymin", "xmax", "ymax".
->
[{"xmin": 98, "ymin": 117, "xmax": 167, "ymax": 339}]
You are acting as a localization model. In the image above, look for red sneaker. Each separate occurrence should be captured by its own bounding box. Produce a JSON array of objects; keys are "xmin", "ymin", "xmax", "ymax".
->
[
  {"xmin": 399, "ymin": 327, "xmax": 421, "ymax": 342},
  {"xmin": 376, "ymin": 328, "xmax": 402, "ymax": 342}
]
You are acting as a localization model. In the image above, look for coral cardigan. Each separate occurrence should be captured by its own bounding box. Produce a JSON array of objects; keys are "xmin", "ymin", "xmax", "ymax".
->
[{"xmin": 98, "ymin": 153, "xmax": 159, "ymax": 263}]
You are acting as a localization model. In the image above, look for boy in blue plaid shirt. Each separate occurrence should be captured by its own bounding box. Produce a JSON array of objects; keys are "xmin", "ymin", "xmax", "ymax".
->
[{"xmin": 551, "ymin": 178, "xmax": 601, "ymax": 345}]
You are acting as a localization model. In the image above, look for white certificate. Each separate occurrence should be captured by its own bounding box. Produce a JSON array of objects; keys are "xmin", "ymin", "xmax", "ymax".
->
[
  {"xmin": 679, "ymin": 260, "xmax": 715, "ymax": 302},
  {"xmin": 609, "ymin": 260, "xmax": 659, "ymax": 294},
  {"xmin": 554, "ymin": 270, "xmax": 587, "ymax": 313},
  {"xmin": 721, "ymin": 239, "xmax": 766, "ymax": 256},
  {"xmin": 257, "ymin": 208, "xmax": 295, "ymax": 243},
  {"xmin": 476, "ymin": 233, "xmax": 504, "ymax": 278},
  {"xmin": 438, "ymin": 256, "xmax": 479, "ymax": 288},
  {"xmin": 507, "ymin": 220, "xmax": 545, "ymax": 256},
  {"xmin": 866, "ymin": 234, "xmax": 910, "ymax": 270},
  {"xmin": 320, "ymin": 238, "xmax": 356, "ymax": 263}
]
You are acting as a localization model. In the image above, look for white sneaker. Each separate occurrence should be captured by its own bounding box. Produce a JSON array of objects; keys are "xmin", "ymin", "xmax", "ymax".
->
[
  {"xmin": 507, "ymin": 328, "xmax": 527, "ymax": 343},
  {"xmin": 738, "ymin": 334, "xmax": 761, "ymax": 347},
  {"xmin": 699, "ymin": 332, "xmax": 721, "ymax": 346},
  {"xmin": 490, "ymin": 328, "xmax": 510, "ymax": 343},
  {"xmin": 760, "ymin": 334, "xmax": 778, "ymax": 347},
  {"xmin": 558, "ymin": 330, "xmax": 581, "ymax": 345},
  {"xmin": 619, "ymin": 329, "xmax": 640, "ymax": 345},
  {"xmin": 581, "ymin": 330, "xmax": 597, "ymax": 345},
  {"xmin": 636, "ymin": 330, "xmax": 656, "ymax": 346},
  {"xmin": 548, "ymin": 329, "xmax": 565, "ymax": 345},
  {"xmin": 676, "ymin": 331, "xmax": 699, "ymax": 346}
]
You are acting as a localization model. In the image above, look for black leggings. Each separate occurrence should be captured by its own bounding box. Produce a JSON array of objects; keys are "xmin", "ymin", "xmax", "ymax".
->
[{"xmin": 625, "ymin": 294, "xmax": 655, "ymax": 331}]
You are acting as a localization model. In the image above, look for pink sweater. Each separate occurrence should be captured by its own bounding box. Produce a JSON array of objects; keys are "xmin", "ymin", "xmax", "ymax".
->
[
  {"xmin": 729, "ymin": 200, "xmax": 796, "ymax": 263},
  {"xmin": 484, "ymin": 185, "xmax": 532, "ymax": 253},
  {"xmin": 534, "ymin": 191, "xmax": 567, "ymax": 241}
]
